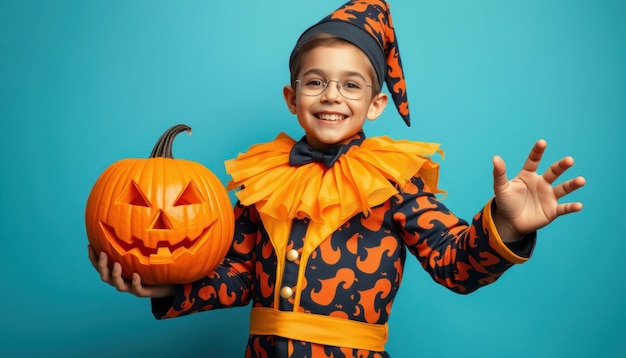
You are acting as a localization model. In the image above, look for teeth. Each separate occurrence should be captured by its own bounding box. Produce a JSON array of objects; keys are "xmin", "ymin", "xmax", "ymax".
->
[{"xmin": 317, "ymin": 114, "xmax": 345, "ymax": 121}]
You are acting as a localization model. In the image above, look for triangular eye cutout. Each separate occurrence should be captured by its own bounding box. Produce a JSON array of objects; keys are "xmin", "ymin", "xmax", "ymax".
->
[
  {"xmin": 174, "ymin": 181, "xmax": 205, "ymax": 206},
  {"xmin": 117, "ymin": 180, "xmax": 150, "ymax": 207}
]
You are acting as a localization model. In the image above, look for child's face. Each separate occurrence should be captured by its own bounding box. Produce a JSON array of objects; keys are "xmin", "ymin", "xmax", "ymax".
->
[{"xmin": 283, "ymin": 43, "xmax": 387, "ymax": 150}]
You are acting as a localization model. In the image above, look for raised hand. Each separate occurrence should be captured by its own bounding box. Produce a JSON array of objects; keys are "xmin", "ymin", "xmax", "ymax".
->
[{"xmin": 491, "ymin": 139, "xmax": 585, "ymax": 242}]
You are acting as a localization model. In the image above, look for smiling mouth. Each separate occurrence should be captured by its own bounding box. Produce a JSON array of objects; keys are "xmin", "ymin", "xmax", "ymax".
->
[
  {"xmin": 316, "ymin": 113, "xmax": 346, "ymax": 121},
  {"xmin": 100, "ymin": 220, "xmax": 216, "ymax": 259}
]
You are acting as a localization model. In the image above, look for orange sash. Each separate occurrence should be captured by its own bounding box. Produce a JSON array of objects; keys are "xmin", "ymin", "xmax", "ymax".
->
[{"xmin": 250, "ymin": 307, "xmax": 388, "ymax": 352}]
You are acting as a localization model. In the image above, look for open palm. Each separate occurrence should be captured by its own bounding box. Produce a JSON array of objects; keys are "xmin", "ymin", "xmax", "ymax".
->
[{"xmin": 492, "ymin": 140, "xmax": 585, "ymax": 237}]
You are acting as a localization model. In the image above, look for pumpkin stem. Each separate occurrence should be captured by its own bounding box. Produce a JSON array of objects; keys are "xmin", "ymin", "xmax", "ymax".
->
[{"xmin": 150, "ymin": 124, "xmax": 192, "ymax": 159}]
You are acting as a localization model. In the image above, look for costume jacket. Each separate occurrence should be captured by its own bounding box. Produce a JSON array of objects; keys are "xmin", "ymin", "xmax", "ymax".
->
[{"xmin": 151, "ymin": 132, "xmax": 535, "ymax": 358}]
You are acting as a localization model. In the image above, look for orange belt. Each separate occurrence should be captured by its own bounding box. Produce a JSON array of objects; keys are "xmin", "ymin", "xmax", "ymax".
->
[{"xmin": 249, "ymin": 307, "xmax": 388, "ymax": 352}]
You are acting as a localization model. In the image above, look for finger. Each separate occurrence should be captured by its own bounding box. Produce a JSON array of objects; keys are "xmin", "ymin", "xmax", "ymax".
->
[
  {"xmin": 87, "ymin": 244, "xmax": 98, "ymax": 269},
  {"xmin": 111, "ymin": 262, "xmax": 129, "ymax": 292},
  {"xmin": 97, "ymin": 252, "xmax": 111, "ymax": 283},
  {"xmin": 522, "ymin": 139, "xmax": 547, "ymax": 173},
  {"xmin": 131, "ymin": 273, "xmax": 147, "ymax": 297},
  {"xmin": 492, "ymin": 155, "xmax": 509, "ymax": 191},
  {"xmin": 554, "ymin": 176, "xmax": 586, "ymax": 199},
  {"xmin": 543, "ymin": 156, "xmax": 574, "ymax": 184},
  {"xmin": 557, "ymin": 202, "xmax": 584, "ymax": 216}
]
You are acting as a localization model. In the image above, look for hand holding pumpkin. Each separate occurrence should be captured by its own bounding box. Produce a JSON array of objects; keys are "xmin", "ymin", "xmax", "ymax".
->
[
  {"xmin": 85, "ymin": 124, "xmax": 234, "ymax": 285},
  {"xmin": 88, "ymin": 244, "xmax": 175, "ymax": 298}
]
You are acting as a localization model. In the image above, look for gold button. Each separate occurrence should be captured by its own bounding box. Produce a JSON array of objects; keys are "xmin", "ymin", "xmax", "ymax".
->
[
  {"xmin": 286, "ymin": 249, "xmax": 299, "ymax": 262},
  {"xmin": 280, "ymin": 286, "xmax": 294, "ymax": 299}
]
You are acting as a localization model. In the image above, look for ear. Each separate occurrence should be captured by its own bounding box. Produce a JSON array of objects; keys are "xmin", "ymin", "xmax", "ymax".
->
[
  {"xmin": 283, "ymin": 85, "xmax": 297, "ymax": 114},
  {"xmin": 367, "ymin": 92, "xmax": 388, "ymax": 120}
]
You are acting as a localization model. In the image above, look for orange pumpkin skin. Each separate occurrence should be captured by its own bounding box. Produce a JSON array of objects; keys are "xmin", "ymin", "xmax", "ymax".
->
[{"xmin": 85, "ymin": 125, "xmax": 234, "ymax": 285}]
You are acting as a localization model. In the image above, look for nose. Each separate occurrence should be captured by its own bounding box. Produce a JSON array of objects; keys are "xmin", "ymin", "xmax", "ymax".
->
[{"xmin": 321, "ymin": 79, "xmax": 342, "ymax": 102}]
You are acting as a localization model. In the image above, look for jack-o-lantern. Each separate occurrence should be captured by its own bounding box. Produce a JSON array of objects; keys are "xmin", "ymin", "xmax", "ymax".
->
[{"xmin": 85, "ymin": 124, "xmax": 234, "ymax": 285}]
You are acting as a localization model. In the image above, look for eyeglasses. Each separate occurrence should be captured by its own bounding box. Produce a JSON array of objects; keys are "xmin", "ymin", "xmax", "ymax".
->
[{"xmin": 295, "ymin": 77, "xmax": 372, "ymax": 100}]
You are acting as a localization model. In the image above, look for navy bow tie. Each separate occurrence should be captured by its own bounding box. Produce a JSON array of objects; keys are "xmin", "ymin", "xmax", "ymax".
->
[{"xmin": 289, "ymin": 140, "xmax": 345, "ymax": 168}]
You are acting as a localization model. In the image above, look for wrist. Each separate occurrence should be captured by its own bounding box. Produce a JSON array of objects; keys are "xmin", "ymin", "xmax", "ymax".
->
[{"xmin": 492, "ymin": 206, "xmax": 523, "ymax": 243}]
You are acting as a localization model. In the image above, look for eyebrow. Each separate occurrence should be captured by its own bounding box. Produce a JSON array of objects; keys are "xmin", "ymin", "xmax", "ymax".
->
[{"xmin": 301, "ymin": 68, "xmax": 368, "ymax": 81}]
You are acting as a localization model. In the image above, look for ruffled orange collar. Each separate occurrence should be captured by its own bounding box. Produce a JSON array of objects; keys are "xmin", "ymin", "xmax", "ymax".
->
[{"xmin": 225, "ymin": 132, "xmax": 443, "ymax": 225}]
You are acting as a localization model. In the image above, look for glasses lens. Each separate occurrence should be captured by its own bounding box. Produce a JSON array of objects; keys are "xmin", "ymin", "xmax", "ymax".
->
[
  {"xmin": 338, "ymin": 80, "xmax": 366, "ymax": 100},
  {"xmin": 298, "ymin": 77, "xmax": 326, "ymax": 96}
]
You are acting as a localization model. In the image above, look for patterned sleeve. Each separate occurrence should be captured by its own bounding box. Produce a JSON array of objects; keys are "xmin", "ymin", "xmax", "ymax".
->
[
  {"xmin": 151, "ymin": 201, "xmax": 258, "ymax": 319},
  {"xmin": 393, "ymin": 175, "xmax": 536, "ymax": 294}
]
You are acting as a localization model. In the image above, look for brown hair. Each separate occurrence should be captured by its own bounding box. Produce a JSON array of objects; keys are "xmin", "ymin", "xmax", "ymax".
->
[{"xmin": 289, "ymin": 33, "xmax": 382, "ymax": 96}]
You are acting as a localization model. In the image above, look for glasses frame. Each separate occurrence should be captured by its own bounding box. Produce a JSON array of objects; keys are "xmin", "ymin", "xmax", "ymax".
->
[{"xmin": 295, "ymin": 78, "xmax": 372, "ymax": 100}]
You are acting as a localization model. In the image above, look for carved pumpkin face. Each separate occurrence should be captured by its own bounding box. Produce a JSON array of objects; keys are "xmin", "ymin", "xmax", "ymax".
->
[{"xmin": 85, "ymin": 125, "xmax": 234, "ymax": 285}]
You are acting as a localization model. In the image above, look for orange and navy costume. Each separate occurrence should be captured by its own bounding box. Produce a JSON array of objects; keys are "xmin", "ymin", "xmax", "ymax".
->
[{"xmin": 151, "ymin": 133, "xmax": 535, "ymax": 357}]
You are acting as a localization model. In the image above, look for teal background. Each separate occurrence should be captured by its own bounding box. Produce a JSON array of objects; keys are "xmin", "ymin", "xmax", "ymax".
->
[{"xmin": 1, "ymin": 0, "xmax": 624, "ymax": 357}]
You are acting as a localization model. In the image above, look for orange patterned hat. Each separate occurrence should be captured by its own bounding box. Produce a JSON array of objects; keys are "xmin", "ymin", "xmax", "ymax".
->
[{"xmin": 290, "ymin": 0, "xmax": 410, "ymax": 126}]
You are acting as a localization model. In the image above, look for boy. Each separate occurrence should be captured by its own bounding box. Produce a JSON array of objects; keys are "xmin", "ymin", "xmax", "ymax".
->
[{"xmin": 89, "ymin": 1, "xmax": 585, "ymax": 357}]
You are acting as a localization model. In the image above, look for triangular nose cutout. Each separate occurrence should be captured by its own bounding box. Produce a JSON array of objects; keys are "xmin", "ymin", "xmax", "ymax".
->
[{"xmin": 150, "ymin": 210, "xmax": 172, "ymax": 230}]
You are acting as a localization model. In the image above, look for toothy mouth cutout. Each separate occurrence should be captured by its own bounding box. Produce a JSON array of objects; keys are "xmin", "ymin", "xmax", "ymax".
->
[{"xmin": 100, "ymin": 220, "xmax": 217, "ymax": 261}]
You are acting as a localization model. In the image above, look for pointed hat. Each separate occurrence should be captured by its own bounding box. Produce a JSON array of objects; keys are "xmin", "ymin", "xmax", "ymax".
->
[{"xmin": 289, "ymin": 0, "xmax": 410, "ymax": 126}]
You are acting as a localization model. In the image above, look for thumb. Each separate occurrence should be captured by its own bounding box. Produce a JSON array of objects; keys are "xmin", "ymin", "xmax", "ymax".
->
[{"xmin": 492, "ymin": 155, "xmax": 509, "ymax": 193}]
